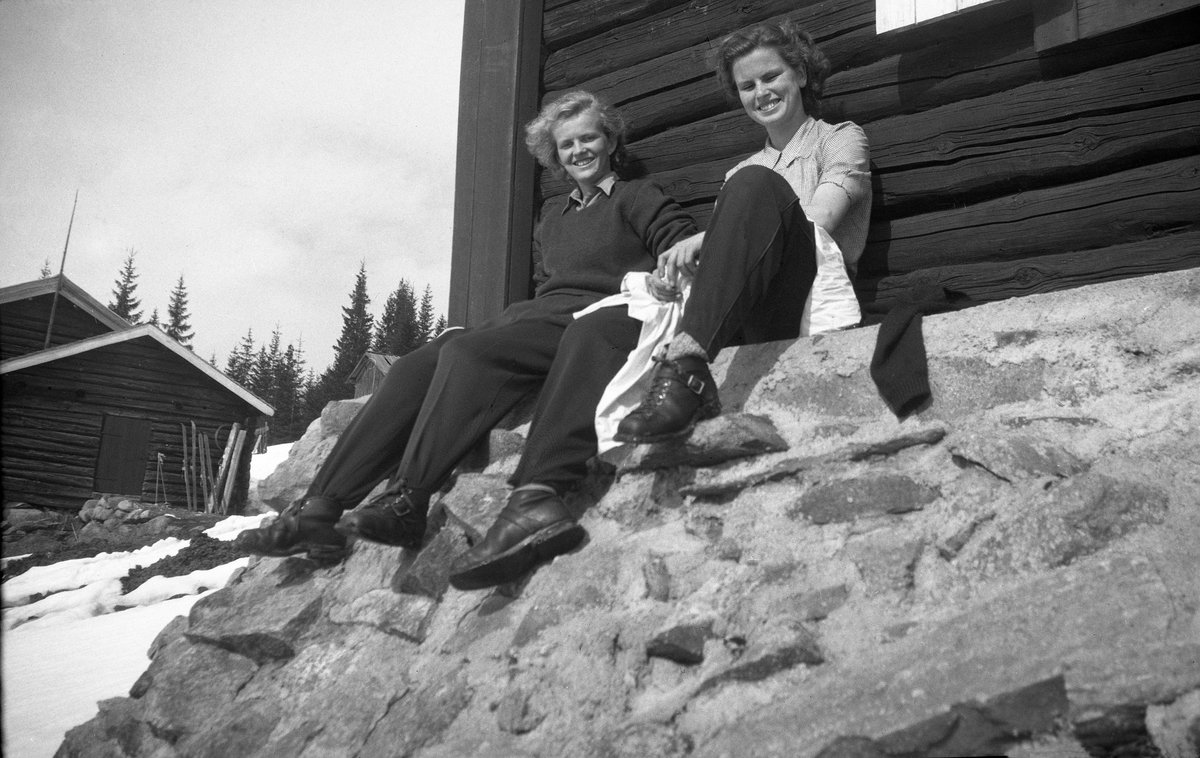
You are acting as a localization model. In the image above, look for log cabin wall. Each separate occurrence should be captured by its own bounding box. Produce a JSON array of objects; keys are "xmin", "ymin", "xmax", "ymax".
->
[
  {"xmin": 530, "ymin": 0, "xmax": 1200, "ymax": 311},
  {"xmin": 1, "ymin": 293, "xmax": 120, "ymax": 361},
  {"xmin": 2, "ymin": 336, "xmax": 262, "ymax": 512}
]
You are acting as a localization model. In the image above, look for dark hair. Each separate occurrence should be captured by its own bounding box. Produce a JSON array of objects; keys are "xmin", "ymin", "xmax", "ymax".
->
[
  {"xmin": 715, "ymin": 20, "xmax": 832, "ymax": 118},
  {"xmin": 524, "ymin": 90, "xmax": 629, "ymax": 179}
]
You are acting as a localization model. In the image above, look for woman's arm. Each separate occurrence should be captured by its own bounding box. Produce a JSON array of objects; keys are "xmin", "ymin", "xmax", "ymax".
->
[
  {"xmin": 805, "ymin": 184, "xmax": 854, "ymax": 233},
  {"xmin": 656, "ymin": 231, "xmax": 705, "ymax": 287}
]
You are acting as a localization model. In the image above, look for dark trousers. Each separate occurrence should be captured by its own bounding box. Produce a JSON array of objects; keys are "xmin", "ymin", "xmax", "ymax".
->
[
  {"xmin": 681, "ymin": 165, "xmax": 818, "ymax": 360},
  {"xmin": 305, "ymin": 293, "xmax": 641, "ymax": 509}
]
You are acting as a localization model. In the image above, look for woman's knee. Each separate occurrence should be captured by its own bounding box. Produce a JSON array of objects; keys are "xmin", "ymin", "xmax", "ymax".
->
[{"xmin": 721, "ymin": 164, "xmax": 793, "ymax": 202}]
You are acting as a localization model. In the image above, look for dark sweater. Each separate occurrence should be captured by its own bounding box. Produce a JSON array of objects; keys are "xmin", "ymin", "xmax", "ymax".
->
[{"xmin": 533, "ymin": 178, "xmax": 696, "ymax": 298}]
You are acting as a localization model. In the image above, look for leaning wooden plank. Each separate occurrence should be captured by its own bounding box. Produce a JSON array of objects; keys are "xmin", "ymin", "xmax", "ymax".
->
[
  {"xmin": 543, "ymin": 0, "xmax": 693, "ymax": 50},
  {"xmin": 857, "ymin": 231, "xmax": 1200, "ymax": 311},
  {"xmin": 221, "ymin": 428, "xmax": 247, "ymax": 515},
  {"xmin": 860, "ymin": 154, "xmax": 1200, "ymax": 277}
]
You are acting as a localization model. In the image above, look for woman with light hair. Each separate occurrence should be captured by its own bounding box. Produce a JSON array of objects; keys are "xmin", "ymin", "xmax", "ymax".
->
[
  {"xmin": 616, "ymin": 19, "xmax": 872, "ymax": 443},
  {"xmin": 237, "ymin": 90, "xmax": 696, "ymax": 590}
]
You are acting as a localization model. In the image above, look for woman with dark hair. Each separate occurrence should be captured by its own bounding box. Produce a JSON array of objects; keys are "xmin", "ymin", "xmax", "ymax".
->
[
  {"xmin": 615, "ymin": 20, "xmax": 872, "ymax": 443},
  {"xmin": 236, "ymin": 90, "xmax": 696, "ymax": 589}
]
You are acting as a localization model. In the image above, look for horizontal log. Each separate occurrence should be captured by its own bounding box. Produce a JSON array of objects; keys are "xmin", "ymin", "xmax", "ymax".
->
[
  {"xmin": 543, "ymin": 0, "xmax": 832, "ymax": 91},
  {"xmin": 543, "ymin": 0, "xmax": 692, "ymax": 50},
  {"xmin": 540, "ymin": 4, "xmax": 1197, "ymax": 185},
  {"xmin": 857, "ymin": 230, "xmax": 1200, "ymax": 311},
  {"xmin": 866, "ymin": 43, "xmax": 1200, "ymax": 169},
  {"xmin": 861, "ymin": 155, "xmax": 1200, "ymax": 276},
  {"xmin": 873, "ymin": 99, "xmax": 1200, "ymax": 214}
]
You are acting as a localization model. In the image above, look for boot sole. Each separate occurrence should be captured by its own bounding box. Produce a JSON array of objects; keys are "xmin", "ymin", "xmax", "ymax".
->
[
  {"xmin": 613, "ymin": 401, "xmax": 722, "ymax": 445},
  {"xmin": 448, "ymin": 520, "xmax": 586, "ymax": 591},
  {"xmin": 235, "ymin": 539, "xmax": 347, "ymax": 565}
]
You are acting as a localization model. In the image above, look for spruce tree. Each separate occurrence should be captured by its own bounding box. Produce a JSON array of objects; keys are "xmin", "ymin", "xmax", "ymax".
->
[
  {"xmin": 165, "ymin": 275, "xmax": 194, "ymax": 347},
  {"xmin": 108, "ymin": 249, "xmax": 143, "ymax": 324},
  {"xmin": 373, "ymin": 279, "xmax": 418, "ymax": 355},
  {"xmin": 307, "ymin": 263, "xmax": 373, "ymax": 414},
  {"xmin": 40, "ymin": 259, "xmax": 53, "ymax": 278},
  {"xmin": 148, "ymin": 308, "xmax": 160, "ymax": 327},
  {"xmin": 274, "ymin": 340, "xmax": 308, "ymax": 441},
  {"xmin": 416, "ymin": 284, "xmax": 436, "ymax": 345},
  {"xmin": 434, "ymin": 315, "xmax": 447, "ymax": 335},
  {"xmin": 225, "ymin": 329, "xmax": 255, "ymax": 385}
]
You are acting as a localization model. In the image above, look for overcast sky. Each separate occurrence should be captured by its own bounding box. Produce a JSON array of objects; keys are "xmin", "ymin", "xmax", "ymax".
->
[{"xmin": 0, "ymin": 0, "xmax": 466, "ymax": 372}]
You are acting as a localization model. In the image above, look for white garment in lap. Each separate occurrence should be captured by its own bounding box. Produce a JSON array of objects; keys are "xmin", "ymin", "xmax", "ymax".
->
[{"xmin": 579, "ymin": 224, "xmax": 856, "ymax": 453}]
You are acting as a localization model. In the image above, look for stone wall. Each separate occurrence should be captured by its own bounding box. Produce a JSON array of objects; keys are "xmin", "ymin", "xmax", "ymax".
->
[{"xmin": 57, "ymin": 269, "xmax": 1200, "ymax": 758}]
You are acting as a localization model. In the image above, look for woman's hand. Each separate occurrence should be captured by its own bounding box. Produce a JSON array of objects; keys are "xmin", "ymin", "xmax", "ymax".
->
[{"xmin": 656, "ymin": 232, "xmax": 705, "ymax": 287}]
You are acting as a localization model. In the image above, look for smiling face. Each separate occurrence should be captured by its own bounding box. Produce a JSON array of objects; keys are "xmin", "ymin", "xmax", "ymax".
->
[
  {"xmin": 553, "ymin": 110, "xmax": 616, "ymax": 194},
  {"xmin": 732, "ymin": 46, "xmax": 808, "ymax": 149}
]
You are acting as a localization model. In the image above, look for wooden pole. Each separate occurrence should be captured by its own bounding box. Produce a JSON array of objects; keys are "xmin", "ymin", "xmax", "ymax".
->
[
  {"xmin": 180, "ymin": 424, "xmax": 192, "ymax": 511},
  {"xmin": 212, "ymin": 423, "xmax": 239, "ymax": 512},
  {"xmin": 44, "ymin": 190, "xmax": 79, "ymax": 350},
  {"xmin": 220, "ymin": 428, "xmax": 247, "ymax": 515}
]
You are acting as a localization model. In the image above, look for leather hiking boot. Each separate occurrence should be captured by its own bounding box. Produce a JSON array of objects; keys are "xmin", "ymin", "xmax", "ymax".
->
[
  {"xmin": 233, "ymin": 496, "xmax": 347, "ymax": 563},
  {"xmin": 448, "ymin": 488, "xmax": 585, "ymax": 590},
  {"xmin": 335, "ymin": 487, "xmax": 428, "ymax": 550},
  {"xmin": 614, "ymin": 355, "xmax": 721, "ymax": 444}
]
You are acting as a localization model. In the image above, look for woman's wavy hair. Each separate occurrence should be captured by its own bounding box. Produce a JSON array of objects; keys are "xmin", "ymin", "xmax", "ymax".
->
[
  {"xmin": 524, "ymin": 90, "xmax": 629, "ymax": 179},
  {"xmin": 715, "ymin": 20, "xmax": 832, "ymax": 119}
]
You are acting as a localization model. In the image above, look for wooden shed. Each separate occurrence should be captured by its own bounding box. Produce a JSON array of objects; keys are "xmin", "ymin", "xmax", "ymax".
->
[
  {"xmin": 449, "ymin": 0, "xmax": 1200, "ymax": 326},
  {"xmin": 1, "ymin": 276, "xmax": 273, "ymax": 512},
  {"xmin": 349, "ymin": 352, "xmax": 399, "ymax": 399}
]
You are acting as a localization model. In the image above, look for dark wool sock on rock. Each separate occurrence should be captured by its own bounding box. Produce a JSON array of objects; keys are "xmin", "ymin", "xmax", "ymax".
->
[{"xmin": 870, "ymin": 285, "xmax": 973, "ymax": 419}]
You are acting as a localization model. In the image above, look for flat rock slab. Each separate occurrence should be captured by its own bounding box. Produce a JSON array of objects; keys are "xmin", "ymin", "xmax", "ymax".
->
[
  {"xmin": 135, "ymin": 638, "xmax": 259, "ymax": 741},
  {"xmin": 619, "ymin": 413, "xmax": 788, "ymax": 472},
  {"xmin": 682, "ymin": 427, "xmax": 946, "ymax": 498},
  {"xmin": 328, "ymin": 589, "xmax": 438, "ymax": 643},
  {"xmin": 186, "ymin": 560, "xmax": 325, "ymax": 663},
  {"xmin": 792, "ymin": 473, "xmax": 940, "ymax": 524},
  {"xmin": 947, "ymin": 432, "xmax": 1088, "ymax": 482},
  {"xmin": 647, "ymin": 621, "xmax": 715, "ymax": 665},
  {"xmin": 694, "ymin": 552, "xmax": 1200, "ymax": 758}
]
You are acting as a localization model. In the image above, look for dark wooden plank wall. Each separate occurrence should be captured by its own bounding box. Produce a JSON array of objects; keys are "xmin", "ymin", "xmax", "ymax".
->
[
  {"xmin": 535, "ymin": 0, "xmax": 1200, "ymax": 311},
  {"xmin": 2, "ymin": 337, "xmax": 261, "ymax": 511},
  {"xmin": 1, "ymin": 296, "xmax": 117, "ymax": 361}
]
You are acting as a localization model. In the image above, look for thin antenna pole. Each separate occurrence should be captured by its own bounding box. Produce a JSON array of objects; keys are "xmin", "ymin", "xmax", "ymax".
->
[{"xmin": 43, "ymin": 190, "xmax": 79, "ymax": 350}]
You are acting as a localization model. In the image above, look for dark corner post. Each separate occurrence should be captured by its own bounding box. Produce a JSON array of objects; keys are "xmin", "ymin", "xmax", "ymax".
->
[{"xmin": 449, "ymin": 0, "xmax": 544, "ymax": 328}]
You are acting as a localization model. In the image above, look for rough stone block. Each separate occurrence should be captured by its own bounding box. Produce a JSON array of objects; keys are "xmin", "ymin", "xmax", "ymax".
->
[
  {"xmin": 147, "ymin": 614, "xmax": 189, "ymax": 660},
  {"xmin": 792, "ymin": 584, "xmax": 850, "ymax": 622},
  {"xmin": 395, "ymin": 522, "xmax": 470, "ymax": 600},
  {"xmin": 137, "ymin": 639, "xmax": 258, "ymax": 741},
  {"xmin": 792, "ymin": 473, "xmax": 939, "ymax": 524},
  {"xmin": 357, "ymin": 672, "xmax": 471, "ymax": 758},
  {"xmin": 700, "ymin": 620, "xmax": 823, "ymax": 692},
  {"xmin": 496, "ymin": 686, "xmax": 545, "ymax": 734},
  {"xmin": 438, "ymin": 473, "xmax": 510, "ymax": 539},
  {"xmin": 1146, "ymin": 688, "xmax": 1200, "ymax": 758},
  {"xmin": 647, "ymin": 621, "xmax": 714, "ymax": 665},
  {"xmin": 843, "ymin": 533, "xmax": 925, "ymax": 596},
  {"xmin": 619, "ymin": 413, "xmax": 789, "ymax": 472},
  {"xmin": 328, "ymin": 589, "xmax": 437, "ymax": 643},
  {"xmin": 643, "ymin": 553, "xmax": 671, "ymax": 601},
  {"xmin": 186, "ymin": 572, "xmax": 324, "ymax": 663},
  {"xmin": 1044, "ymin": 472, "xmax": 1169, "ymax": 567},
  {"xmin": 876, "ymin": 676, "xmax": 1068, "ymax": 757},
  {"xmin": 948, "ymin": 432, "xmax": 1088, "ymax": 482},
  {"xmin": 174, "ymin": 698, "xmax": 282, "ymax": 758}
]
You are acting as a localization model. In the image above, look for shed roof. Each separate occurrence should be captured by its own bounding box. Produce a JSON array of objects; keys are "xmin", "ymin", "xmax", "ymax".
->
[
  {"xmin": 0, "ymin": 274, "xmax": 132, "ymax": 333},
  {"xmin": 1, "ymin": 323, "xmax": 275, "ymax": 416},
  {"xmin": 349, "ymin": 351, "xmax": 398, "ymax": 383}
]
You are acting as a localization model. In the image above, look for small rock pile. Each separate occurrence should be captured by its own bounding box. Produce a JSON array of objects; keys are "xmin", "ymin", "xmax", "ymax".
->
[{"xmin": 78, "ymin": 495, "xmax": 176, "ymax": 540}]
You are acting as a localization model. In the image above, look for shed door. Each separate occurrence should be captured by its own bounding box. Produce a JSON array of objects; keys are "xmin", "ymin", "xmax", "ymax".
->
[{"xmin": 94, "ymin": 414, "xmax": 153, "ymax": 496}]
